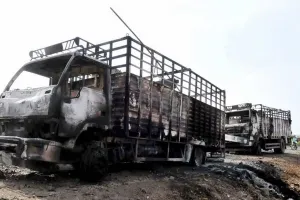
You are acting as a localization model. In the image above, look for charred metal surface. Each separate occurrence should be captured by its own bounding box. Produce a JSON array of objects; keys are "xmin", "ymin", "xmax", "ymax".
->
[
  {"xmin": 188, "ymin": 98, "xmax": 223, "ymax": 146},
  {"xmin": 84, "ymin": 36, "xmax": 225, "ymax": 155},
  {"xmin": 60, "ymin": 87, "xmax": 107, "ymax": 136},
  {"xmin": 0, "ymin": 86, "xmax": 55, "ymax": 118},
  {"xmin": 255, "ymin": 104, "xmax": 292, "ymax": 139},
  {"xmin": 111, "ymin": 72, "xmax": 223, "ymax": 147},
  {"xmin": 111, "ymin": 73, "xmax": 190, "ymax": 139}
]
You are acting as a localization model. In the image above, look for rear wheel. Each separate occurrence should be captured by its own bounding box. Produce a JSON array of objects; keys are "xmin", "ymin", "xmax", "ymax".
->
[
  {"xmin": 274, "ymin": 138, "xmax": 285, "ymax": 154},
  {"xmin": 192, "ymin": 147, "xmax": 206, "ymax": 167}
]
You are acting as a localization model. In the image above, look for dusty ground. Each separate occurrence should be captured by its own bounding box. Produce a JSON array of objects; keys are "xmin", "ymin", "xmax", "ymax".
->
[{"xmin": 0, "ymin": 148, "xmax": 299, "ymax": 200}]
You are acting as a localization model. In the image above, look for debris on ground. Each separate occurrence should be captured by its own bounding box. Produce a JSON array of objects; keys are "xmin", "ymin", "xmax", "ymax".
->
[{"xmin": 0, "ymin": 149, "xmax": 298, "ymax": 200}]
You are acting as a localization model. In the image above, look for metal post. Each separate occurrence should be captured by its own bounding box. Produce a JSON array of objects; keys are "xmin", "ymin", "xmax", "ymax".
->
[
  {"xmin": 124, "ymin": 37, "xmax": 132, "ymax": 137},
  {"xmin": 177, "ymin": 68, "xmax": 184, "ymax": 142},
  {"xmin": 193, "ymin": 75, "xmax": 198, "ymax": 138},
  {"xmin": 148, "ymin": 51, "xmax": 154, "ymax": 139},
  {"xmin": 137, "ymin": 44, "xmax": 144, "ymax": 138},
  {"xmin": 186, "ymin": 70, "xmax": 192, "ymax": 143},
  {"xmin": 167, "ymin": 62, "xmax": 175, "ymax": 159},
  {"xmin": 159, "ymin": 58, "xmax": 165, "ymax": 141},
  {"xmin": 135, "ymin": 43, "xmax": 144, "ymax": 160}
]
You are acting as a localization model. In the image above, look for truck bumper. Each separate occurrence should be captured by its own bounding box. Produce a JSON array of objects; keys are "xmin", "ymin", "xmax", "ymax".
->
[
  {"xmin": 225, "ymin": 134, "xmax": 255, "ymax": 151},
  {"xmin": 225, "ymin": 134, "xmax": 249, "ymax": 144},
  {"xmin": 0, "ymin": 136, "xmax": 62, "ymax": 163}
]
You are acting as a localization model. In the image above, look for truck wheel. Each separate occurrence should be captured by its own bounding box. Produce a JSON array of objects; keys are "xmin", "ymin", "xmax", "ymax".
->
[
  {"xmin": 192, "ymin": 147, "xmax": 206, "ymax": 167},
  {"xmin": 75, "ymin": 141, "xmax": 108, "ymax": 181},
  {"xmin": 253, "ymin": 142, "xmax": 262, "ymax": 155},
  {"xmin": 274, "ymin": 139, "xmax": 285, "ymax": 154}
]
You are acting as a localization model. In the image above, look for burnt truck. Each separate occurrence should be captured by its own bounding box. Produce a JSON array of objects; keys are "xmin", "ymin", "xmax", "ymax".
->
[
  {"xmin": 225, "ymin": 103, "xmax": 292, "ymax": 154},
  {"xmin": 0, "ymin": 36, "xmax": 225, "ymax": 179}
]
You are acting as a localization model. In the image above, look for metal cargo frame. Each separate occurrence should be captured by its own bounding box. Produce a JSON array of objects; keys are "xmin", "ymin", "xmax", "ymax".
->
[
  {"xmin": 253, "ymin": 104, "xmax": 291, "ymax": 120},
  {"xmin": 29, "ymin": 36, "xmax": 226, "ymax": 160},
  {"xmin": 252, "ymin": 104, "xmax": 291, "ymax": 139}
]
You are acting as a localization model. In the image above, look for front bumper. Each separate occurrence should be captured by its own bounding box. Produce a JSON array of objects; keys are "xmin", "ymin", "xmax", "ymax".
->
[
  {"xmin": 225, "ymin": 134, "xmax": 255, "ymax": 149},
  {"xmin": 0, "ymin": 136, "xmax": 62, "ymax": 163},
  {"xmin": 225, "ymin": 134, "xmax": 249, "ymax": 144}
]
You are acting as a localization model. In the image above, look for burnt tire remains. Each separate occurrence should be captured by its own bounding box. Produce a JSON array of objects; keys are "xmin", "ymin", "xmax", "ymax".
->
[{"xmin": 75, "ymin": 141, "xmax": 108, "ymax": 181}]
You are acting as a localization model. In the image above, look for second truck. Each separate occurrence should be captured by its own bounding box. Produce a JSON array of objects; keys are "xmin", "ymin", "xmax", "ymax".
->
[{"xmin": 225, "ymin": 103, "xmax": 292, "ymax": 154}]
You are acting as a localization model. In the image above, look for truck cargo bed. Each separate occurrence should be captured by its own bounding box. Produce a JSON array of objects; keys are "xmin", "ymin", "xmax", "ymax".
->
[{"xmin": 111, "ymin": 72, "xmax": 223, "ymax": 148}]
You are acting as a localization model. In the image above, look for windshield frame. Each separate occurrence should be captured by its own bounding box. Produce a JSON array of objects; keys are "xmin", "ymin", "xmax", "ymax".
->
[
  {"xmin": 3, "ymin": 52, "xmax": 109, "ymax": 93},
  {"xmin": 3, "ymin": 53, "xmax": 73, "ymax": 93},
  {"xmin": 226, "ymin": 109, "xmax": 251, "ymax": 124}
]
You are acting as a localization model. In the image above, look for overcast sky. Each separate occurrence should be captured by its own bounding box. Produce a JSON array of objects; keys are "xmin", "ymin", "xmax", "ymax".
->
[{"xmin": 0, "ymin": 0, "xmax": 298, "ymax": 134}]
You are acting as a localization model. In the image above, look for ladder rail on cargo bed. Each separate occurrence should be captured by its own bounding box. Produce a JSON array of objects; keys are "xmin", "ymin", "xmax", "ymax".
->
[{"xmin": 29, "ymin": 37, "xmax": 107, "ymax": 61}]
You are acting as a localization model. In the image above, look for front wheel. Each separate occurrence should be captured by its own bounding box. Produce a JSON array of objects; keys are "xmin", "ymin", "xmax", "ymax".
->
[
  {"xmin": 252, "ymin": 142, "xmax": 262, "ymax": 155},
  {"xmin": 192, "ymin": 147, "xmax": 206, "ymax": 167},
  {"xmin": 74, "ymin": 141, "xmax": 109, "ymax": 181}
]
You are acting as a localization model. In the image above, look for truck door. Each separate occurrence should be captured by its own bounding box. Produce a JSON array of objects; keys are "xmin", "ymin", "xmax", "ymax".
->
[{"xmin": 59, "ymin": 66, "xmax": 106, "ymax": 137}]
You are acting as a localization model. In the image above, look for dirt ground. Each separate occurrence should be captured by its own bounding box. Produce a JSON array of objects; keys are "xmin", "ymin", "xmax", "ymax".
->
[{"xmin": 0, "ymin": 148, "xmax": 299, "ymax": 200}]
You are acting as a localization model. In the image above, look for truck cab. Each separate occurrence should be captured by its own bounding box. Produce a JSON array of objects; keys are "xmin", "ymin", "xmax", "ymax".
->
[
  {"xmin": 0, "ymin": 38, "xmax": 113, "ymax": 173},
  {"xmin": 225, "ymin": 103, "xmax": 255, "ymax": 147}
]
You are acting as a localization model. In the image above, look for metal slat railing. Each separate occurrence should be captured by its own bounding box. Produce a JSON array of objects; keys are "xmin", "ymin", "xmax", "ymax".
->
[{"xmin": 28, "ymin": 36, "xmax": 226, "ymax": 147}]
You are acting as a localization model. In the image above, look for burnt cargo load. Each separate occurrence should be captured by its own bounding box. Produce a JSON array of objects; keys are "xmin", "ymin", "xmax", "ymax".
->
[
  {"xmin": 225, "ymin": 103, "xmax": 292, "ymax": 154},
  {"xmin": 0, "ymin": 36, "xmax": 225, "ymax": 179}
]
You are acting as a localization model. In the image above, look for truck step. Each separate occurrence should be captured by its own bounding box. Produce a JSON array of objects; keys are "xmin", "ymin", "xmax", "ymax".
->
[
  {"xmin": 265, "ymin": 143, "xmax": 281, "ymax": 146},
  {"xmin": 264, "ymin": 143, "xmax": 281, "ymax": 149}
]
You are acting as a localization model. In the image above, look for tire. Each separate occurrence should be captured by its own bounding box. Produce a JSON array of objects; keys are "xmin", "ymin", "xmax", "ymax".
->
[
  {"xmin": 274, "ymin": 138, "xmax": 285, "ymax": 154},
  {"xmin": 74, "ymin": 141, "xmax": 109, "ymax": 181},
  {"xmin": 192, "ymin": 147, "xmax": 206, "ymax": 167},
  {"xmin": 252, "ymin": 142, "xmax": 262, "ymax": 155}
]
